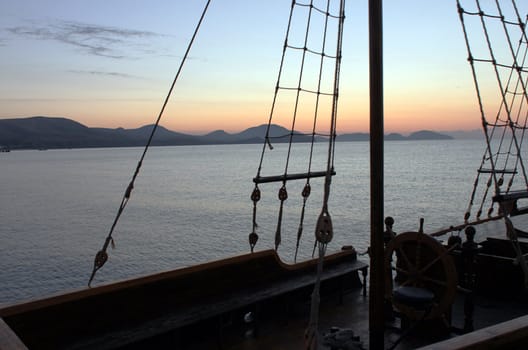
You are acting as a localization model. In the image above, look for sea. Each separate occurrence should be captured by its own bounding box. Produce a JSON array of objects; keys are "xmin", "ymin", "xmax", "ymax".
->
[{"xmin": 0, "ymin": 140, "xmax": 488, "ymax": 305}]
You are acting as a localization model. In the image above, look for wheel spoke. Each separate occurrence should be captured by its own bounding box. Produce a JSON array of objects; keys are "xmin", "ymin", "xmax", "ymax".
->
[
  {"xmin": 396, "ymin": 247, "xmax": 416, "ymax": 271},
  {"xmin": 415, "ymin": 237, "xmax": 423, "ymax": 271},
  {"xmin": 393, "ymin": 266, "xmax": 410, "ymax": 275},
  {"xmin": 421, "ymin": 275, "xmax": 447, "ymax": 287},
  {"xmin": 399, "ymin": 279, "xmax": 412, "ymax": 287},
  {"xmin": 386, "ymin": 231, "xmax": 457, "ymax": 322},
  {"xmin": 417, "ymin": 243, "xmax": 458, "ymax": 275}
]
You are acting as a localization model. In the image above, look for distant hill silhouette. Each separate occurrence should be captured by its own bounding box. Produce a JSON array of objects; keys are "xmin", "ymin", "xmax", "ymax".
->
[
  {"xmin": 0, "ymin": 116, "xmax": 456, "ymax": 150},
  {"xmin": 0, "ymin": 117, "xmax": 318, "ymax": 149},
  {"xmin": 337, "ymin": 130, "xmax": 453, "ymax": 142},
  {"xmin": 443, "ymin": 129, "xmax": 483, "ymax": 140},
  {"xmin": 336, "ymin": 132, "xmax": 370, "ymax": 142}
]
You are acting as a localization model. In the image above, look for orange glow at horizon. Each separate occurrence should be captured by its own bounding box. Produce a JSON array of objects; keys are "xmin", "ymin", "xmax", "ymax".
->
[
  {"xmin": 1, "ymin": 71, "xmax": 483, "ymax": 135},
  {"xmin": 2, "ymin": 0, "xmax": 519, "ymax": 138},
  {"xmin": 1, "ymin": 89, "xmax": 483, "ymax": 135}
]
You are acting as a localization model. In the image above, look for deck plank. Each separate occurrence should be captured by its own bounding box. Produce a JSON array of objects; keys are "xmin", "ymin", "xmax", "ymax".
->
[
  {"xmin": 0, "ymin": 249, "xmax": 367, "ymax": 350},
  {"xmin": 0, "ymin": 318, "xmax": 27, "ymax": 350},
  {"xmin": 71, "ymin": 259, "xmax": 367, "ymax": 349},
  {"xmin": 418, "ymin": 314, "xmax": 528, "ymax": 350}
]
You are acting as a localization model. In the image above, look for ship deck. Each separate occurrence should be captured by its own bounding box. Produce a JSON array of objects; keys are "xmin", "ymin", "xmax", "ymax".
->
[
  {"xmin": 123, "ymin": 282, "xmax": 528, "ymax": 350},
  {"xmin": 3, "ymin": 241, "xmax": 528, "ymax": 350}
]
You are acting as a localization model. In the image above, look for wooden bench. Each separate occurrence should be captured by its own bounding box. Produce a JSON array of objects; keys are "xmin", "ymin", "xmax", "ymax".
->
[{"xmin": 0, "ymin": 248, "xmax": 367, "ymax": 350}]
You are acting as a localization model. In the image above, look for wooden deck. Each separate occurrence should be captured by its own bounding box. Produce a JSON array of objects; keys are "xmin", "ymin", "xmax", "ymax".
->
[
  {"xmin": 0, "ymin": 248, "xmax": 367, "ymax": 350},
  {"xmin": 0, "ymin": 318, "xmax": 26, "ymax": 350},
  {"xmin": 141, "ymin": 284, "xmax": 528, "ymax": 349},
  {"xmin": 421, "ymin": 314, "xmax": 528, "ymax": 350},
  {"xmin": 3, "ymin": 239, "xmax": 528, "ymax": 350}
]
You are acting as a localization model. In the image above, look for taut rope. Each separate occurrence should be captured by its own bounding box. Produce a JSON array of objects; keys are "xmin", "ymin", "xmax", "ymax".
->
[
  {"xmin": 250, "ymin": 0, "xmax": 343, "ymax": 258},
  {"xmin": 457, "ymin": 0, "xmax": 528, "ymax": 287},
  {"xmin": 88, "ymin": 0, "xmax": 212, "ymax": 286},
  {"xmin": 458, "ymin": 0, "xmax": 528, "ymax": 223},
  {"xmin": 305, "ymin": 0, "xmax": 345, "ymax": 348}
]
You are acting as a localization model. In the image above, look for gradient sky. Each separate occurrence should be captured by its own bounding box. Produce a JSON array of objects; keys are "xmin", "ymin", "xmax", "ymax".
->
[{"xmin": 0, "ymin": 1, "xmax": 525, "ymax": 134}]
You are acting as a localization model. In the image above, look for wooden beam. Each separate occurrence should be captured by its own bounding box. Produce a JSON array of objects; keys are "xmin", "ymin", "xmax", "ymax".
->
[
  {"xmin": 0, "ymin": 318, "xmax": 27, "ymax": 350},
  {"xmin": 253, "ymin": 170, "xmax": 336, "ymax": 184},
  {"xmin": 418, "ymin": 314, "xmax": 528, "ymax": 350},
  {"xmin": 369, "ymin": 0, "xmax": 385, "ymax": 349}
]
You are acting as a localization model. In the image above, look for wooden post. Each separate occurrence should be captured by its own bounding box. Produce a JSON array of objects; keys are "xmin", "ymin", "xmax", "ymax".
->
[{"xmin": 369, "ymin": 0, "xmax": 385, "ymax": 349}]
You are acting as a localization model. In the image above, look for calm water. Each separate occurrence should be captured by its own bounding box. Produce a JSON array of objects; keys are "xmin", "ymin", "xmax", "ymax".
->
[{"xmin": 0, "ymin": 140, "xmax": 485, "ymax": 304}]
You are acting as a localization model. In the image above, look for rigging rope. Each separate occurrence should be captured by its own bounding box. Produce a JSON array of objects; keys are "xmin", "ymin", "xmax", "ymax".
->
[
  {"xmin": 457, "ymin": 0, "xmax": 528, "ymax": 223},
  {"xmin": 250, "ymin": 0, "xmax": 343, "ymax": 257},
  {"xmin": 457, "ymin": 0, "xmax": 528, "ymax": 288},
  {"xmin": 88, "ymin": 0, "xmax": 212, "ymax": 286},
  {"xmin": 306, "ymin": 0, "xmax": 345, "ymax": 348},
  {"xmin": 246, "ymin": 1, "xmax": 345, "ymax": 344}
]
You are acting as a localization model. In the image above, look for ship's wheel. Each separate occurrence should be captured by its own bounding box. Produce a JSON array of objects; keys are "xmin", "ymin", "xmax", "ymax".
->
[{"xmin": 384, "ymin": 230, "xmax": 458, "ymax": 321}]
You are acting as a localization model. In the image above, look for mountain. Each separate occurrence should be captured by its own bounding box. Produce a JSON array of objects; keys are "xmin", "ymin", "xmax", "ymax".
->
[
  {"xmin": 234, "ymin": 124, "xmax": 318, "ymax": 143},
  {"xmin": 336, "ymin": 133, "xmax": 369, "ymax": 142},
  {"xmin": 443, "ymin": 129, "xmax": 483, "ymax": 140},
  {"xmin": 0, "ymin": 117, "xmax": 202, "ymax": 149},
  {"xmin": 204, "ymin": 130, "xmax": 233, "ymax": 143},
  {"xmin": 0, "ymin": 116, "xmax": 119, "ymax": 149},
  {"xmin": 407, "ymin": 130, "xmax": 453, "ymax": 140},
  {"xmin": 0, "ymin": 117, "xmax": 317, "ymax": 150},
  {"xmin": 0, "ymin": 116, "xmax": 455, "ymax": 150},
  {"xmin": 337, "ymin": 130, "xmax": 452, "ymax": 142},
  {"xmin": 384, "ymin": 133, "xmax": 407, "ymax": 141}
]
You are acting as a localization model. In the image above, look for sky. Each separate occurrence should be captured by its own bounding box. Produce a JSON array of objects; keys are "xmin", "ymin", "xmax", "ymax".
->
[{"xmin": 0, "ymin": 0, "xmax": 526, "ymax": 134}]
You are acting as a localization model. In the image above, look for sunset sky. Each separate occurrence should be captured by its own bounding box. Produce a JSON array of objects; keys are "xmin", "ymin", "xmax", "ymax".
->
[{"xmin": 0, "ymin": 1, "xmax": 524, "ymax": 134}]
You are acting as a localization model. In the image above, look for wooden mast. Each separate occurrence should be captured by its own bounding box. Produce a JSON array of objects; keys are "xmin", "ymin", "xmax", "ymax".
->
[{"xmin": 368, "ymin": 0, "xmax": 384, "ymax": 349}]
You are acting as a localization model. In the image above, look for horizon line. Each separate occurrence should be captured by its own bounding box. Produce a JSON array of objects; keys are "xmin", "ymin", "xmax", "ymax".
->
[{"xmin": 0, "ymin": 115, "xmax": 484, "ymax": 137}]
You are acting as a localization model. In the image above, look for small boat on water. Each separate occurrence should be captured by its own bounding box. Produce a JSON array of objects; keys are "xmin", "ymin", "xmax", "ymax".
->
[
  {"xmin": 2, "ymin": 1, "xmax": 528, "ymax": 349},
  {"xmin": 0, "ymin": 146, "xmax": 10, "ymax": 153}
]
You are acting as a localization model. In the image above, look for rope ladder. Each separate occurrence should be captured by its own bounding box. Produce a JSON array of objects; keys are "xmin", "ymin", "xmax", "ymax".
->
[{"xmin": 457, "ymin": 0, "xmax": 528, "ymax": 288}]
